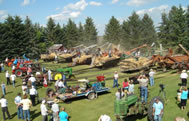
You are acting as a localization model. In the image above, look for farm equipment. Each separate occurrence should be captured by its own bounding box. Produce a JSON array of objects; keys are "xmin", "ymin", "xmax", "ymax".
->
[
  {"xmin": 52, "ymin": 67, "xmax": 75, "ymax": 80},
  {"xmin": 41, "ymin": 53, "xmax": 56, "ymax": 62},
  {"xmin": 115, "ymin": 95, "xmax": 164, "ymax": 121},
  {"xmin": 57, "ymin": 78, "xmax": 110, "ymax": 101},
  {"xmin": 12, "ymin": 63, "xmax": 41, "ymax": 77}
]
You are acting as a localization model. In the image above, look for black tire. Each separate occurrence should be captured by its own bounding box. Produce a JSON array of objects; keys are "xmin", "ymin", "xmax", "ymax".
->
[
  {"xmin": 69, "ymin": 75, "xmax": 76, "ymax": 79},
  {"xmin": 147, "ymin": 96, "xmax": 164, "ymax": 121},
  {"xmin": 15, "ymin": 69, "xmax": 23, "ymax": 77},
  {"xmin": 87, "ymin": 92, "xmax": 96, "ymax": 100}
]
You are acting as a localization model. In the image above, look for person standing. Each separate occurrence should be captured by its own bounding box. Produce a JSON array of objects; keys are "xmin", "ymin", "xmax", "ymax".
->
[
  {"xmin": 51, "ymin": 99, "xmax": 59, "ymax": 121},
  {"xmin": 115, "ymin": 88, "xmax": 124, "ymax": 100},
  {"xmin": 48, "ymin": 69, "xmax": 52, "ymax": 82},
  {"xmin": 43, "ymin": 77, "xmax": 48, "ymax": 87},
  {"xmin": 15, "ymin": 93, "xmax": 23, "ymax": 120},
  {"xmin": 59, "ymin": 107, "xmax": 68, "ymax": 121},
  {"xmin": 1, "ymin": 82, "xmax": 6, "ymax": 96},
  {"xmin": 180, "ymin": 70, "xmax": 188, "ymax": 86},
  {"xmin": 10, "ymin": 73, "xmax": 16, "ymax": 88},
  {"xmin": 40, "ymin": 100, "xmax": 48, "ymax": 121},
  {"xmin": 128, "ymin": 80, "xmax": 134, "ymax": 95},
  {"xmin": 28, "ymin": 74, "xmax": 36, "ymax": 89},
  {"xmin": 1, "ymin": 62, "xmax": 4, "ymax": 72},
  {"xmin": 137, "ymin": 75, "xmax": 149, "ymax": 103},
  {"xmin": 55, "ymin": 79, "xmax": 60, "ymax": 92},
  {"xmin": 113, "ymin": 71, "xmax": 119, "ymax": 88},
  {"xmin": 122, "ymin": 79, "xmax": 129, "ymax": 91},
  {"xmin": 149, "ymin": 69, "xmax": 155, "ymax": 86},
  {"xmin": 5, "ymin": 71, "xmax": 11, "ymax": 85},
  {"xmin": 29, "ymin": 86, "xmax": 38, "ymax": 106},
  {"xmin": 98, "ymin": 114, "xmax": 112, "ymax": 121},
  {"xmin": 20, "ymin": 95, "xmax": 32, "ymax": 121},
  {"xmin": 62, "ymin": 73, "xmax": 67, "ymax": 87},
  {"xmin": 0, "ymin": 95, "xmax": 11, "ymax": 120},
  {"xmin": 153, "ymin": 98, "xmax": 163, "ymax": 121},
  {"xmin": 180, "ymin": 86, "xmax": 188, "ymax": 110}
]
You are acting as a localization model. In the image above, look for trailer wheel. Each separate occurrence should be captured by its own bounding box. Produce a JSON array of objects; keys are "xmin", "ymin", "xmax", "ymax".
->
[
  {"xmin": 15, "ymin": 69, "xmax": 23, "ymax": 77},
  {"xmin": 88, "ymin": 92, "xmax": 96, "ymax": 100},
  {"xmin": 147, "ymin": 96, "xmax": 164, "ymax": 121}
]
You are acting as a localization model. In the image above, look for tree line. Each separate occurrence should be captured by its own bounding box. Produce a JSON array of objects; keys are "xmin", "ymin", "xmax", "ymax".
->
[{"xmin": 0, "ymin": 5, "xmax": 189, "ymax": 60}]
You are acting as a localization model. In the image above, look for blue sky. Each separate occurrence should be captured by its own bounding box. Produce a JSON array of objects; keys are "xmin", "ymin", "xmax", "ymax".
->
[{"xmin": 0, "ymin": 0, "xmax": 189, "ymax": 35}]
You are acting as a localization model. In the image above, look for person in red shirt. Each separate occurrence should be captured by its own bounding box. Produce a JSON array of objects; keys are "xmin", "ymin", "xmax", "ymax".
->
[{"xmin": 122, "ymin": 79, "xmax": 129, "ymax": 91}]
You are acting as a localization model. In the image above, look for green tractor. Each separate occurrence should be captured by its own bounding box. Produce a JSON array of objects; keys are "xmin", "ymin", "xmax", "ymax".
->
[
  {"xmin": 53, "ymin": 67, "xmax": 76, "ymax": 81},
  {"xmin": 114, "ymin": 95, "xmax": 164, "ymax": 121}
]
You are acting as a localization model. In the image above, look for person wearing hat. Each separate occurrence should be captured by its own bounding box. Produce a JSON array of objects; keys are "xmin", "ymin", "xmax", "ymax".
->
[
  {"xmin": 29, "ymin": 86, "xmax": 38, "ymax": 106},
  {"xmin": 28, "ymin": 74, "xmax": 36, "ymax": 89},
  {"xmin": 40, "ymin": 100, "xmax": 48, "ymax": 121},
  {"xmin": 51, "ymin": 99, "xmax": 59, "ymax": 121},
  {"xmin": 152, "ymin": 98, "xmax": 163, "ymax": 121},
  {"xmin": 180, "ymin": 70, "xmax": 188, "ymax": 86},
  {"xmin": 113, "ymin": 71, "xmax": 119, "ymax": 88}
]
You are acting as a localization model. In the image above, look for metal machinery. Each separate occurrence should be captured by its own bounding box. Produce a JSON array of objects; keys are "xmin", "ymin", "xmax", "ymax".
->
[{"xmin": 52, "ymin": 67, "xmax": 75, "ymax": 80}]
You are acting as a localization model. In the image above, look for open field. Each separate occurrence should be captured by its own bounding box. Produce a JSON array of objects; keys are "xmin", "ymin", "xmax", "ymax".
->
[{"xmin": 0, "ymin": 62, "xmax": 189, "ymax": 121}]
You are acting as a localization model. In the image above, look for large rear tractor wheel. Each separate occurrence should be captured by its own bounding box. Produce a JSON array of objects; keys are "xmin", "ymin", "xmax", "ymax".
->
[
  {"xmin": 148, "ymin": 96, "xmax": 164, "ymax": 121},
  {"xmin": 15, "ymin": 69, "xmax": 23, "ymax": 77},
  {"xmin": 53, "ymin": 72, "xmax": 62, "ymax": 81},
  {"xmin": 88, "ymin": 92, "xmax": 96, "ymax": 100}
]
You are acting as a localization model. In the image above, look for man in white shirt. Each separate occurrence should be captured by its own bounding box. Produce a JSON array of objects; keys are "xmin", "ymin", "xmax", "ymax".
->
[
  {"xmin": 55, "ymin": 79, "xmax": 60, "ymax": 92},
  {"xmin": 180, "ymin": 70, "xmax": 188, "ymax": 86},
  {"xmin": 51, "ymin": 100, "xmax": 59, "ymax": 121},
  {"xmin": 29, "ymin": 74, "xmax": 36, "ymax": 89},
  {"xmin": 40, "ymin": 100, "xmax": 48, "ymax": 121},
  {"xmin": 29, "ymin": 86, "xmax": 38, "ymax": 106},
  {"xmin": 0, "ymin": 95, "xmax": 11, "ymax": 120},
  {"xmin": 5, "ymin": 71, "xmax": 11, "ymax": 85},
  {"xmin": 149, "ymin": 69, "xmax": 155, "ymax": 86},
  {"xmin": 10, "ymin": 73, "xmax": 16, "ymax": 88},
  {"xmin": 20, "ymin": 95, "xmax": 32, "ymax": 121},
  {"xmin": 113, "ymin": 71, "xmax": 119, "ymax": 88},
  {"xmin": 15, "ymin": 93, "xmax": 23, "ymax": 120},
  {"xmin": 58, "ymin": 80, "xmax": 65, "ymax": 89},
  {"xmin": 48, "ymin": 69, "xmax": 52, "ymax": 82}
]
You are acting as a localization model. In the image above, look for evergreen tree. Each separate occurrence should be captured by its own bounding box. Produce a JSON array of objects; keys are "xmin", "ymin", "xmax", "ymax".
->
[
  {"xmin": 104, "ymin": 16, "xmax": 122, "ymax": 44},
  {"xmin": 141, "ymin": 13, "xmax": 157, "ymax": 44},
  {"xmin": 84, "ymin": 17, "xmax": 98, "ymax": 45},
  {"xmin": 122, "ymin": 12, "xmax": 142, "ymax": 49},
  {"xmin": 78, "ymin": 22, "xmax": 84, "ymax": 44},
  {"xmin": 65, "ymin": 19, "xmax": 79, "ymax": 47},
  {"xmin": 46, "ymin": 17, "xmax": 56, "ymax": 47}
]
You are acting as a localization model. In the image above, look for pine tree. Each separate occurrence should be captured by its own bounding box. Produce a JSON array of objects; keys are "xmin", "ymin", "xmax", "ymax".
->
[
  {"xmin": 84, "ymin": 17, "xmax": 98, "ymax": 45},
  {"xmin": 104, "ymin": 16, "xmax": 122, "ymax": 44},
  {"xmin": 65, "ymin": 19, "xmax": 79, "ymax": 47},
  {"xmin": 141, "ymin": 13, "xmax": 157, "ymax": 45},
  {"xmin": 78, "ymin": 22, "xmax": 84, "ymax": 44},
  {"xmin": 46, "ymin": 17, "xmax": 56, "ymax": 47}
]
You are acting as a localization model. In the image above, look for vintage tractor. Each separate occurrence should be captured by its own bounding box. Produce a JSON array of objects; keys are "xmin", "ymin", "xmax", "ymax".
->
[
  {"xmin": 12, "ymin": 63, "xmax": 41, "ymax": 77},
  {"xmin": 53, "ymin": 67, "xmax": 75, "ymax": 81},
  {"xmin": 114, "ymin": 95, "xmax": 164, "ymax": 121}
]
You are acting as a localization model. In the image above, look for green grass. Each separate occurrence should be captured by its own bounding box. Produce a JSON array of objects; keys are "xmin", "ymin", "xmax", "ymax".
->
[{"xmin": 0, "ymin": 62, "xmax": 189, "ymax": 121}]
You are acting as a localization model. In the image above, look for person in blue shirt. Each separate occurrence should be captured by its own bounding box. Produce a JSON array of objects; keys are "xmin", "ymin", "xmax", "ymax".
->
[
  {"xmin": 59, "ymin": 107, "xmax": 68, "ymax": 121},
  {"xmin": 153, "ymin": 98, "xmax": 163, "ymax": 121},
  {"xmin": 14, "ymin": 93, "xmax": 23, "ymax": 120},
  {"xmin": 62, "ymin": 73, "xmax": 67, "ymax": 87},
  {"xmin": 1, "ymin": 82, "xmax": 6, "ymax": 96},
  {"xmin": 180, "ymin": 86, "xmax": 188, "ymax": 110}
]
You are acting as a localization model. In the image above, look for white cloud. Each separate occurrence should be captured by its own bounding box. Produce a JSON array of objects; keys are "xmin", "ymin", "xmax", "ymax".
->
[
  {"xmin": 136, "ymin": 5, "xmax": 170, "ymax": 26},
  {"xmin": 55, "ymin": 7, "xmax": 61, "ymax": 11},
  {"xmin": 21, "ymin": 0, "xmax": 30, "ymax": 6},
  {"xmin": 111, "ymin": 0, "xmax": 119, "ymax": 4},
  {"xmin": 127, "ymin": 0, "xmax": 157, "ymax": 7},
  {"xmin": 0, "ymin": 10, "xmax": 8, "ymax": 20},
  {"xmin": 47, "ymin": 0, "xmax": 101, "ymax": 21},
  {"xmin": 89, "ymin": 1, "xmax": 102, "ymax": 6}
]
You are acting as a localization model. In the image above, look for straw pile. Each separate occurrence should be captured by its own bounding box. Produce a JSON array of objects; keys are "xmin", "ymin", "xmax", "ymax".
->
[
  {"xmin": 93, "ymin": 54, "xmax": 120, "ymax": 67},
  {"xmin": 40, "ymin": 53, "xmax": 56, "ymax": 60},
  {"xmin": 72, "ymin": 54, "xmax": 92, "ymax": 64},
  {"xmin": 59, "ymin": 53, "xmax": 75, "ymax": 59},
  {"xmin": 120, "ymin": 57, "xmax": 152, "ymax": 71}
]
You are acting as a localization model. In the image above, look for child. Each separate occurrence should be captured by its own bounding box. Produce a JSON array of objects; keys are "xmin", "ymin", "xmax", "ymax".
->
[
  {"xmin": 128, "ymin": 80, "xmax": 134, "ymax": 95},
  {"xmin": 1, "ymin": 82, "xmax": 6, "ymax": 96}
]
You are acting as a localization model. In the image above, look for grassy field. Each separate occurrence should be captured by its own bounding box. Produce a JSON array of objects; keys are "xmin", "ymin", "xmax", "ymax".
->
[{"xmin": 0, "ymin": 62, "xmax": 189, "ymax": 121}]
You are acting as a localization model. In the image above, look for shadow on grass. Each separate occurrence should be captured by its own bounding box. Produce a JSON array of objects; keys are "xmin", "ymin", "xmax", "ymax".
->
[
  {"xmin": 10, "ymin": 112, "xmax": 17, "ymax": 119},
  {"xmin": 121, "ymin": 114, "xmax": 147, "ymax": 121},
  {"xmin": 31, "ymin": 109, "xmax": 41, "ymax": 120}
]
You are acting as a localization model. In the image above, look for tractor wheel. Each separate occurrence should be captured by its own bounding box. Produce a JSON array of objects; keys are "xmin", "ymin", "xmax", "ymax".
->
[
  {"xmin": 88, "ymin": 92, "xmax": 96, "ymax": 100},
  {"xmin": 147, "ymin": 96, "xmax": 164, "ymax": 121},
  {"xmin": 15, "ymin": 69, "xmax": 23, "ymax": 77},
  {"xmin": 53, "ymin": 72, "xmax": 62, "ymax": 81}
]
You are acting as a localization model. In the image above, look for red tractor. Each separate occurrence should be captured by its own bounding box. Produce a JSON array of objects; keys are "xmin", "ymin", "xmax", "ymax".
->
[{"xmin": 12, "ymin": 63, "xmax": 41, "ymax": 77}]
